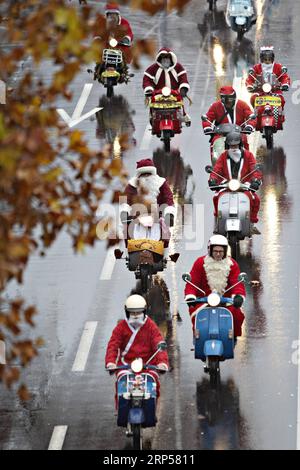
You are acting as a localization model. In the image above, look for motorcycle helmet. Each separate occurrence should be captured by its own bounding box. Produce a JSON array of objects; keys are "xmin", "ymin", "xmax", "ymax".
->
[
  {"xmin": 225, "ymin": 131, "xmax": 242, "ymax": 149},
  {"xmin": 207, "ymin": 234, "xmax": 229, "ymax": 258},
  {"xmin": 220, "ymin": 86, "xmax": 236, "ymax": 108},
  {"xmin": 260, "ymin": 46, "xmax": 274, "ymax": 63},
  {"xmin": 124, "ymin": 294, "xmax": 147, "ymax": 318}
]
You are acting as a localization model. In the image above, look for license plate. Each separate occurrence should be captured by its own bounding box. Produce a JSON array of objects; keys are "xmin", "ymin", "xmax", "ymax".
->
[
  {"xmin": 226, "ymin": 219, "xmax": 240, "ymax": 231},
  {"xmin": 254, "ymin": 96, "xmax": 282, "ymax": 107}
]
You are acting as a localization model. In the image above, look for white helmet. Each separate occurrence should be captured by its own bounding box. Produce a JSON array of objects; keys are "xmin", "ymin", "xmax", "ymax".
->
[
  {"xmin": 207, "ymin": 235, "xmax": 228, "ymax": 258},
  {"xmin": 125, "ymin": 295, "xmax": 147, "ymax": 318}
]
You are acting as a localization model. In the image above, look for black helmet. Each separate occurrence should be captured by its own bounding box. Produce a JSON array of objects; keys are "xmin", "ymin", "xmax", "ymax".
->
[
  {"xmin": 260, "ymin": 46, "xmax": 275, "ymax": 63},
  {"xmin": 225, "ymin": 131, "xmax": 242, "ymax": 148},
  {"xmin": 220, "ymin": 86, "xmax": 236, "ymax": 108}
]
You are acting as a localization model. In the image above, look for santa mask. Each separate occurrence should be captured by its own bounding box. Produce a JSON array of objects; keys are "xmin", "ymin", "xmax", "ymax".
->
[
  {"xmin": 228, "ymin": 148, "xmax": 242, "ymax": 163},
  {"xmin": 161, "ymin": 58, "xmax": 172, "ymax": 69},
  {"xmin": 129, "ymin": 314, "xmax": 144, "ymax": 329}
]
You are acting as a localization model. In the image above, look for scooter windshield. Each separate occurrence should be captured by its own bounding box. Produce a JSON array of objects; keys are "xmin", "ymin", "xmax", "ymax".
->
[{"xmin": 227, "ymin": 0, "xmax": 254, "ymax": 17}]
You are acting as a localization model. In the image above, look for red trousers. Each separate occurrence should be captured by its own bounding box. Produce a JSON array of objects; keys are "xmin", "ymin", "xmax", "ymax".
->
[{"xmin": 213, "ymin": 190, "xmax": 260, "ymax": 223}]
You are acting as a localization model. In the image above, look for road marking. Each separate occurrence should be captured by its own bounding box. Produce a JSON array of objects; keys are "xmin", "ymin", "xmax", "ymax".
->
[
  {"xmin": 139, "ymin": 125, "xmax": 153, "ymax": 151},
  {"xmin": 72, "ymin": 321, "xmax": 98, "ymax": 372},
  {"xmin": 57, "ymin": 83, "xmax": 102, "ymax": 128},
  {"xmin": 297, "ymin": 271, "xmax": 300, "ymax": 450},
  {"xmin": 100, "ymin": 245, "xmax": 120, "ymax": 280},
  {"xmin": 48, "ymin": 426, "xmax": 68, "ymax": 450}
]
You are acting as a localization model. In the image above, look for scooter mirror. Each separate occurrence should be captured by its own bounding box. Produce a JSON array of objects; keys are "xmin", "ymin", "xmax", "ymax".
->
[
  {"xmin": 248, "ymin": 113, "xmax": 256, "ymax": 120},
  {"xmin": 157, "ymin": 341, "xmax": 167, "ymax": 351},
  {"xmin": 281, "ymin": 66, "xmax": 288, "ymax": 74},
  {"xmin": 205, "ymin": 165, "xmax": 213, "ymax": 174},
  {"xmin": 201, "ymin": 114, "xmax": 208, "ymax": 122},
  {"xmin": 238, "ymin": 272, "xmax": 248, "ymax": 283},
  {"xmin": 248, "ymin": 68, "xmax": 255, "ymax": 75},
  {"xmin": 255, "ymin": 164, "xmax": 263, "ymax": 171},
  {"xmin": 182, "ymin": 273, "xmax": 191, "ymax": 282}
]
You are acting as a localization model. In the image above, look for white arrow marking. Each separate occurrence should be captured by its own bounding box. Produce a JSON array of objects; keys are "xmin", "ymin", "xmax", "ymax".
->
[{"xmin": 56, "ymin": 83, "xmax": 102, "ymax": 128}]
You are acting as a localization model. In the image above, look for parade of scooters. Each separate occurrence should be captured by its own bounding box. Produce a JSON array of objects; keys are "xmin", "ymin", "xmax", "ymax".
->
[{"xmin": 1, "ymin": 0, "xmax": 300, "ymax": 455}]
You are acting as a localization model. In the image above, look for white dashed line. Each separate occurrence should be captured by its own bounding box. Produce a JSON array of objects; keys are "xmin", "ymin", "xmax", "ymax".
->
[
  {"xmin": 48, "ymin": 426, "xmax": 68, "ymax": 450},
  {"xmin": 100, "ymin": 245, "xmax": 120, "ymax": 280},
  {"xmin": 72, "ymin": 321, "xmax": 98, "ymax": 372}
]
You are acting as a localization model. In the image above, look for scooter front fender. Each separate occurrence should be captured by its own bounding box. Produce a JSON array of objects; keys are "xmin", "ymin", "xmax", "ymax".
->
[
  {"xmin": 261, "ymin": 116, "xmax": 275, "ymax": 127},
  {"xmin": 128, "ymin": 407, "xmax": 145, "ymax": 424},
  {"xmin": 159, "ymin": 119, "xmax": 174, "ymax": 131},
  {"xmin": 204, "ymin": 340, "xmax": 224, "ymax": 357}
]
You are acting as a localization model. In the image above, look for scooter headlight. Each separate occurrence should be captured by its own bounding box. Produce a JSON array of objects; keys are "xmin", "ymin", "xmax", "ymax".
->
[
  {"xmin": 207, "ymin": 292, "xmax": 221, "ymax": 307},
  {"xmin": 262, "ymin": 83, "xmax": 272, "ymax": 93},
  {"xmin": 131, "ymin": 358, "xmax": 144, "ymax": 373},
  {"xmin": 228, "ymin": 179, "xmax": 241, "ymax": 192},
  {"xmin": 109, "ymin": 38, "xmax": 118, "ymax": 48},
  {"xmin": 162, "ymin": 86, "xmax": 171, "ymax": 97}
]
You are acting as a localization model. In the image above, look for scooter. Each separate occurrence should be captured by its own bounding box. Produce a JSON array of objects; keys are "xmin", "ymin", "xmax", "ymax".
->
[
  {"xmin": 106, "ymin": 341, "xmax": 167, "ymax": 450},
  {"xmin": 226, "ymin": 0, "xmax": 257, "ymax": 41},
  {"xmin": 88, "ymin": 38, "xmax": 133, "ymax": 98},
  {"xmin": 148, "ymin": 87, "xmax": 190, "ymax": 153},
  {"xmin": 248, "ymin": 67, "xmax": 288, "ymax": 149},
  {"xmin": 206, "ymin": 164, "xmax": 261, "ymax": 259},
  {"xmin": 182, "ymin": 272, "xmax": 247, "ymax": 387},
  {"xmin": 201, "ymin": 115, "xmax": 255, "ymax": 166},
  {"xmin": 114, "ymin": 214, "xmax": 179, "ymax": 295}
]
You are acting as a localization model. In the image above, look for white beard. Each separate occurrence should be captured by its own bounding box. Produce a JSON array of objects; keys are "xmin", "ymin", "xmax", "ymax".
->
[
  {"xmin": 262, "ymin": 63, "xmax": 273, "ymax": 78},
  {"xmin": 137, "ymin": 175, "xmax": 161, "ymax": 204},
  {"xmin": 203, "ymin": 255, "xmax": 233, "ymax": 295},
  {"xmin": 228, "ymin": 149, "xmax": 242, "ymax": 163}
]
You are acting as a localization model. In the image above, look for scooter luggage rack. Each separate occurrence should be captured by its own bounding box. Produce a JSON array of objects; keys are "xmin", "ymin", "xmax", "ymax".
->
[{"xmin": 102, "ymin": 48, "xmax": 123, "ymax": 66}]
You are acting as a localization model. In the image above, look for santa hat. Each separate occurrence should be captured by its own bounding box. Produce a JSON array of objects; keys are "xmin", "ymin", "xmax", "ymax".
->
[
  {"xmin": 105, "ymin": 3, "xmax": 120, "ymax": 15},
  {"xmin": 136, "ymin": 159, "xmax": 157, "ymax": 177},
  {"xmin": 219, "ymin": 86, "xmax": 236, "ymax": 96}
]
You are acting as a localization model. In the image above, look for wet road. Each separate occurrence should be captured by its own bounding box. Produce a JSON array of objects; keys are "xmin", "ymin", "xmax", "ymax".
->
[{"xmin": 1, "ymin": 0, "xmax": 300, "ymax": 450}]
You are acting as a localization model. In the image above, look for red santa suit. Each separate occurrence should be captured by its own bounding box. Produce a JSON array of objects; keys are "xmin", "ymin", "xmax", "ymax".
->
[
  {"xmin": 184, "ymin": 255, "xmax": 246, "ymax": 336},
  {"xmin": 142, "ymin": 47, "xmax": 190, "ymax": 95},
  {"xmin": 121, "ymin": 159, "xmax": 175, "ymax": 247},
  {"xmin": 95, "ymin": 3, "xmax": 134, "ymax": 64},
  {"xmin": 202, "ymin": 99, "xmax": 256, "ymax": 150},
  {"xmin": 246, "ymin": 62, "xmax": 290, "ymax": 108},
  {"xmin": 105, "ymin": 315, "xmax": 169, "ymax": 402},
  {"xmin": 209, "ymin": 149, "xmax": 262, "ymax": 223}
]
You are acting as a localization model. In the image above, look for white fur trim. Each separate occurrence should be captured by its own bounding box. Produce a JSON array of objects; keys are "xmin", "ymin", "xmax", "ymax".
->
[
  {"xmin": 163, "ymin": 206, "xmax": 176, "ymax": 217},
  {"xmin": 144, "ymin": 86, "xmax": 154, "ymax": 94},
  {"xmin": 179, "ymin": 82, "xmax": 190, "ymax": 90},
  {"xmin": 120, "ymin": 203, "xmax": 131, "ymax": 214},
  {"xmin": 203, "ymin": 255, "xmax": 233, "ymax": 295},
  {"xmin": 177, "ymin": 70, "xmax": 187, "ymax": 77},
  {"xmin": 164, "ymin": 69, "xmax": 171, "ymax": 89},
  {"xmin": 185, "ymin": 294, "xmax": 197, "ymax": 301},
  {"xmin": 154, "ymin": 68, "xmax": 163, "ymax": 85},
  {"xmin": 155, "ymin": 50, "xmax": 178, "ymax": 68},
  {"xmin": 144, "ymin": 71, "xmax": 155, "ymax": 80},
  {"xmin": 136, "ymin": 166, "xmax": 157, "ymax": 177}
]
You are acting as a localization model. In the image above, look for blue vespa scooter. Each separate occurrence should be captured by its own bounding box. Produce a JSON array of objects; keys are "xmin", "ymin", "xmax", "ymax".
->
[
  {"xmin": 106, "ymin": 341, "xmax": 167, "ymax": 450},
  {"xmin": 182, "ymin": 272, "xmax": 247, "ymax": 387}
]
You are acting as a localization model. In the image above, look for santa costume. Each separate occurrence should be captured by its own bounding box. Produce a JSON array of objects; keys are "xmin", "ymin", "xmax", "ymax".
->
[{"xmin": 184, "ymin": 255, "xmax": 246, "ymax": 337}]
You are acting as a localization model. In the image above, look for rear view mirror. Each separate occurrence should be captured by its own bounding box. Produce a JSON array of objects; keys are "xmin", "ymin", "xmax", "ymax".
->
[
  {"xmin": 205, "ymin": 165, "xmax": 213, "ymax": 174},
  {"xmin": 182, "ymin": 273, "xmax": 191, "ymax": 282},
  {"xmin": 169, "ymin": 253, "xmax": 180, "ymax": 263},
  {"xmin": 255, "ymin": 164, "xmax": 263, "ymax": 171},
  {"xmin": 248, "ymin": 68, "xmax": 255, "ymax": 75},
  {"xmin": 201, "ymin": 114, "xmax": 208, "ymax": 122},
  {"xmin": 157, "ymin": 341, "xmax": 167, "ymax": 351},
  {"xmin": 238, "ymin": 272, "xmax": 248, "ymax": 283},
  {"xmin": 281, "ymin": 66, "xmax": 288, "ymax": 74}
]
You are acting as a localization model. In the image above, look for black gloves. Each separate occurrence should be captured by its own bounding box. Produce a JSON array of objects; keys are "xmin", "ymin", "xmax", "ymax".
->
[
  {"xmin": 250, "ymin": 179, "xmax": 261, "ymax": 191},
  {"xmin": 180, "ymin": 88, "xmax": 188, "ymax": 98},
  {"xmin": 204, "ymin": 127, "xmax": 213, "ymax": 135},
  {"xmin": 233, "ymin": 295, "xmax": 244, "ymax": 308},
  {"xmin": 164, "ymin": 213, "xmax": 174, "ymax": 228},
  {"xmin": 120, "ymin": 211, "xmax": 130, "ymax": 223},
  {"xmin": 187, "ymin": 300, "xmax": 198, "ymax": 308},
  {"xmin": 145, "ymin": 89, "xmax": 153, "ymax": 97},
  {"xmin": 208, "ymin": 178, "xmax": 218, "ymax": 190},
  {"xmin": 119, "ymin": 37, "xmax": 131, "ymax": 46},
  {"xmin": 244, "ymin": 125, "xmax": 253, "ymax": 133},
  {"xmin": 281, "ymin": 84, "xmax": 289, "ymax": 91}
]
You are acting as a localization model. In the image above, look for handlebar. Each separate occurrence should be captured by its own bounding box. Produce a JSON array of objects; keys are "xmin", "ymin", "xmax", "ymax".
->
[
  {"xmin": 106, "ymin": 364, "xmax": 165, "ymax": 373},
  {"xmin": 187, "ymin": 296, "xmax": 234, "ymax": 304}
]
